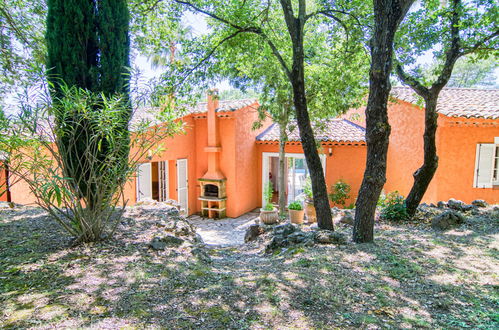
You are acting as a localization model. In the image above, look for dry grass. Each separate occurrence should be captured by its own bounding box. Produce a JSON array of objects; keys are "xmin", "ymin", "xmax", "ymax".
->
[{"xmin": 1, "ymin": 205, "xmax": 498, "ymax": 329}]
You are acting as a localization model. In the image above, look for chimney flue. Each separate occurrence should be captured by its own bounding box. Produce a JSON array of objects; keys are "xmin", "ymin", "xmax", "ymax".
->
[{"xmin": 201, "ymin": 89, "xmax": 225, "ymax": 180}]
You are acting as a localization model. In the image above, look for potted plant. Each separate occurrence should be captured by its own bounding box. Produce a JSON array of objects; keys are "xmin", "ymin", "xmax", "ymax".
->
[
  {"xmin": 260, "ymin": 182, "xmax": 279, "ymax": 224},
  {"xmin": 303, "ymin": 177, "xmax": 316, "ymax": 223},
  {"xmin": 288, "ymin": 201, "xmax": 305, "ymax": 224}
]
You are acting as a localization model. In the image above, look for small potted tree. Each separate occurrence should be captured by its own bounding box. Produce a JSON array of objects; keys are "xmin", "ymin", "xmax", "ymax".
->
[
  {"xmin": 303, "ymin": 177, "xmax": 316, "ymax": 223},
  {"xmin": 288, "ymin": 201, "xmax": 305, "ymax": 224},
  {"xmin": 260, "ymin": 182, "xmax": 279, "ymax": 224}
]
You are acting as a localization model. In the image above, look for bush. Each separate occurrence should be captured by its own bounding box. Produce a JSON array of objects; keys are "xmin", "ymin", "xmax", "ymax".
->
[
  {"xmin": 0, "ymin": 85, "xmax": 180, "ymax": 243},
  {"xmin": 263, "ymin": 181, "xmax": 274, "ymax": 211},
  {"xmin": 329, "ymin": 180, "xmax": 351, "ymax": 207},
  {"xmin": 303, "ymin": 177, "xmax": 313, "ymax": 202},
  {"xmin": 379, "ymin": 191, "xmax": 409, "ymax": 221},
  {"xmin": 288, "ymin": 201, "xmax": 303, "ymax": 211}
]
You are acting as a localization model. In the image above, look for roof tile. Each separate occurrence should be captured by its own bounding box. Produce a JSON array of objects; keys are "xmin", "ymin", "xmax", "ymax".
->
[{"xmin": 391, "ymin": 87, "xmax": 499, "ymax": 119}]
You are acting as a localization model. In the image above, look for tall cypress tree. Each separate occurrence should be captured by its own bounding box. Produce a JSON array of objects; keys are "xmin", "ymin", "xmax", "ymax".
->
[{"xmin": 46, "ymin": 0, "xmax": 130, "ymax": 209}]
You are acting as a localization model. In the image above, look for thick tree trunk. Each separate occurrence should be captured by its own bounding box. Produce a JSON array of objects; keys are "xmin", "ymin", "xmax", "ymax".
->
[
  {"xmin": 292, "ymin": 80, "xmax": 333, "ymax": 230},
  {"xmin": 278, "ymin": 123, "xmax": 288, "ymax": 218},
  {"xmin": 353, "ymin": 0, "xmax": 414, "ymax": 243},
  {"xmin": 405, "ymin": 97, "xmax": 438, "ymax": 216}
]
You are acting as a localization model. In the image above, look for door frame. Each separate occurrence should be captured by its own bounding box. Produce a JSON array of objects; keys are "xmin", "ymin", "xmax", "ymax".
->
[
  {"xmin": 261, "ymin": 152, "xmax": 326, "ymax": 206},
  {"xmin": 176, "ymin": 158, "xmax": 189, "ymax": 214}
]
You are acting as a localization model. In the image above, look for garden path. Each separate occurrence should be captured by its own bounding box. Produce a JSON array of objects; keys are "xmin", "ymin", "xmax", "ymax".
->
[{"xmin": 187, "ymin": 209, "xmax": 260, "ymax": 246}]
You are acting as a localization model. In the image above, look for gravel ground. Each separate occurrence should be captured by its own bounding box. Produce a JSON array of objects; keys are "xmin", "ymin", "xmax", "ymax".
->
[{"xmin": 1, "ymin": 204, "xmax": 498, "ymax": 329}]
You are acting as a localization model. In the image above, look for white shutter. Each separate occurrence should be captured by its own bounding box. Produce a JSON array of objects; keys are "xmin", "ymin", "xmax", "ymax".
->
[
  {"xmin": 474, "ymin": 144, "xmax": 494, "ymax": 188},
  {"xmin": 137, "ymin": 163, "xmax": 152, "ymax": 200},
  {"xmin": 176, "ymin": 159, "xmax": 188, "ymax": 214}
]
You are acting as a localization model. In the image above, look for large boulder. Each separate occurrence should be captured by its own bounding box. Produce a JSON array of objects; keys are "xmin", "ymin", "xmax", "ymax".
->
[
  {"xmin": 244, "ymin": 224, "xmax": 264, "ymax": 242},
  {"xmin": 314, "ymin": 230, "xmax": 347, "ymax": 245},
  {"xmin": 431, "ymin": 210, "xmax": 466, "ymax": 230}
]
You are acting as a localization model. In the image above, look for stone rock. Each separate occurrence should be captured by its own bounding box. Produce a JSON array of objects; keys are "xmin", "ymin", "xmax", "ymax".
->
[
  {"xmin": 149, "ymin": 235, "xmax": 184, "ymax": 250},
  {"xmin": 149, "ymin": 237, "xmax": 167, "ymax": 250},
  {"xmin": 339, "ymin": 210, "xmax": 354, "ymax": 225},
  {"xmin": 471, "ymin": 199, "xmax": 488, "ymax": 208},
  {"xmin": 244, "ymin": 224, "xmax": 263, "ymax": 243},
  {"xmin": 431, "ymin": 210, "xmax": 466, "ymax": 230},
  {"xmin": 265, "ymin": 235, "xmax": 289, "ymax": 253},
  {"xmin": 272, "ymin": 223, "xmax": 296, "ymax": 237},
  {"xmin": 447, "ymin": 198, "xmax": 465, "ymax": 210},
  {"xmin": 437, "ymin": 201, "xmax": 447, "ymax": 209},
  {"xmin": 287, "ymin": 231, "xmax": 314, "ymax": 244},
  {"xmin": 191, "ymin": 247, "xmax": 212, "ymax": 263},
  {"xmin": 314, "ymin": 230, "xmax": 347, "ymax": 245}
]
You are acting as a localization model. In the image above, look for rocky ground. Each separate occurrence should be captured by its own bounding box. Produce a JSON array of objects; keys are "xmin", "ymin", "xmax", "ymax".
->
[{"xmin": 0, "ymin": 200, "xmax": 498, "ymax": 329}]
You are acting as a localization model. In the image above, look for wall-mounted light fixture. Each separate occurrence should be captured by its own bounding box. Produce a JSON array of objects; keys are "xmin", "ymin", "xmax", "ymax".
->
[
  {"xmin": 328, "ymin": 148, "xmax": 333, "ymax": 157},
  {"xmin": 146, "ymin": 150, "xmax": 153, "ymax": 160}
]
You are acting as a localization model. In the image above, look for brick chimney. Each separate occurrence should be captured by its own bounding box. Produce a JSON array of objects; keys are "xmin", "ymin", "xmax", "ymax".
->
[{"xmin": 201, "ymin": 89, "xmax": 225, "ymax": 180}]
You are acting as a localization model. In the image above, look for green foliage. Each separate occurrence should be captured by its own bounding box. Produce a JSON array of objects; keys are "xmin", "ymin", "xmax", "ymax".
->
[
  {"xmin": 0, "ymin": 0, "xmax": 46, "ymax": 101},
  {"xmin": 379, "ymin": 191, "xmax": 409, "ymax": 221},
  {"xmin": 329, "ymin": 180, "xmax": 351, "ymax": 207},
  {"xmin": 303, "ymin": 177, "xmax": 313, "ymax": 202},
  {"xmin": 288, "ymin": 201, "xmax": 303, "ymax": 211},
  {"xmin": 263, "ymin": 181, "xmax": 274, "ymax": 211},
  {"xmin": 0, "ymin": 85, "xmax": 180, "ymax": 243}
]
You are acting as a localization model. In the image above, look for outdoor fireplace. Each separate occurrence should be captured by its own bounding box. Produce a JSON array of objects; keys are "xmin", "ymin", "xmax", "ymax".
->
[
  {"xmin": 198, "ymin": 90, "xmax": 227, "ymax": 219},
  {"xmin": 204, "ymin": 184, "xmax": 219, "ymax": 197}
]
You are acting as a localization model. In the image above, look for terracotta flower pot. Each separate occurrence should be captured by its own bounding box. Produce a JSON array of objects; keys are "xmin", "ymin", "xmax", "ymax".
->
[
  {"xmin": 289, "ymin": 209, "xmax": 305, "ymax": 224},
  {"xmin": 260, "ymin": 208, "xmax": 279, "ymax": 224},
  {"xmin": 304, "ymin": 201, "xmax": 316, "ymax": 223}
]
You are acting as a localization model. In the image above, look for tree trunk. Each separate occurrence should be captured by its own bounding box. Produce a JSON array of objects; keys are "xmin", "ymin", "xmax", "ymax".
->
[
  {"xmin": 278, "ymin": 123, "xmax": 288, "ymax": 218},
  {"xmin": 279, "ymin": 0, "xmax": 333, "ymax": 230},
  {"xmin": 292, "ymin": 80, "xmax": 333, "ymax": 230},
  {"xmin": 353, "ymin": 0, "xmax": 414, "ymax": 243},
  {"xmin": 405, "ymin": 96, "xmax": 438, "ymax": 216}
]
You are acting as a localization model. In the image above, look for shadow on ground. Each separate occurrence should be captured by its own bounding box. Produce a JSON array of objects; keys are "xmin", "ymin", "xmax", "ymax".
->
[{"xmin": 0, "ymin": 207, "xmax": 497, "ymax": 328}]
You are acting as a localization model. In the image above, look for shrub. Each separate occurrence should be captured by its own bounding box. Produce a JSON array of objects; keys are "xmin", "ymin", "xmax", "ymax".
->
[
  {"xmin": 303, "ymin": 177, "xmax": 313, "ymax": 202},
  {"xmin": 380, "ymin": 191, "xmax": 409, "ymax": 221},
  {"xmin": 329, "ymin": 180, "xmax": 351, "ymax": 207},
  {"xmin": 0, "ymin": 85, "xmax": 180, "ymax": 243},
  {"xmin": 263, "ymin": 181, "xmax": 274, "ymax": 211},
  {"xmin": 288, "ymin": 201, "xmax": 303, "ymax": 211}
]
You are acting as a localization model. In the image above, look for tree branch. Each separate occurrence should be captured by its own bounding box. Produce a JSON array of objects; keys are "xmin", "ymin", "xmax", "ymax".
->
[{"xmin": 395, "ymin": 62, "xmax": 430, "ymax": 98}]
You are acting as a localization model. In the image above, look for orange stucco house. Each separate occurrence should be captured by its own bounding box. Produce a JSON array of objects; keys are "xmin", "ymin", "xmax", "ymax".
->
[{"xmin": 3, "ymin": 87, "xmax": 499, "ymax": 216}]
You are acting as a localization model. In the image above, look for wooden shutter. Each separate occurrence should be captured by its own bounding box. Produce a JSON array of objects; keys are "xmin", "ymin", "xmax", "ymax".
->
[
  {"xmin": 137, "ymin": 163, "xmax": 152, "ymax": 200},
  {"xmin": 159, "ymin": 161, "xmax": 169, "ymax": 201},
  {"xmin": 474, "ymin": 144, "xmax": 494, "ymax": 188},
  {"xmin": 176, "ymin": 159, "xmax": 188, "ymax": 214}
]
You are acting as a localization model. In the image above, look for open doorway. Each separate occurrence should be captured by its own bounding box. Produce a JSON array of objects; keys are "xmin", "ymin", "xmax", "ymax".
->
[
  {"xmin": 262, "ymin": 152, "xmax": 326, "ymax": 206},
  {"xmin": 137, "ymin": 161, "xmax": 169, "ymax": 202}
]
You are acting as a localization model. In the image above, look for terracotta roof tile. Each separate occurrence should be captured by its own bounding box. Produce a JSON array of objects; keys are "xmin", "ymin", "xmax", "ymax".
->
[
  {"xmin": 256, "ymin": 119, "xmax": 366, "ymax": 143},
  {"xmin": 191, "ymin": 99, "xmax": 258, "ymax": 113},
  {"xmin": 391, "ymin": 87, "xmax": 499, "ymax": 119}
]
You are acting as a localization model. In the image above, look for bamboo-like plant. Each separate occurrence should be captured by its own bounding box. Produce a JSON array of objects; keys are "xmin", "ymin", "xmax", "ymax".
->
[{"xmin": 0, "ymin": 85, "xmax": 181, "ymax": 243}]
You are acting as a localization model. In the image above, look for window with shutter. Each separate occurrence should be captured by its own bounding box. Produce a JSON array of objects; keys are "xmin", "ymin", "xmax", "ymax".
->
[{"xmin": 474, "ymin": 143, "xmax": 495, "ymax": 188}]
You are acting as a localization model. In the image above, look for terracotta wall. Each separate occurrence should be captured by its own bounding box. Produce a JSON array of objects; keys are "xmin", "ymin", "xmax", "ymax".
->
[
  {"xmin": 256, "ymin": 143, "xmax": 367, "ymax": 207},
  {"xmin": 433, "ymin": 119, "xmax": 499, "ymax": 204},
  {"xmin": 0, "ymin": 166, "xmax": 9, "ymax": 202},
  {"xmin": 233, "ymin": 104, "xmax": 270, "ymax": 215},
  {"xmin": 127, "ymin": 116, "xmax": 199, "ymax": 214},
  {"xmin": 383, "ymin": 100, "xmax": 436, "ymax": 199}
]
